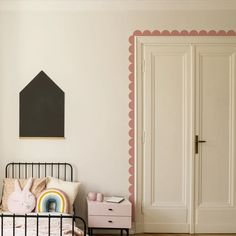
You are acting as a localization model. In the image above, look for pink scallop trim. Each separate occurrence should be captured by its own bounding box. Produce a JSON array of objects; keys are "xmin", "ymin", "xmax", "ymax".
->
[{"xmin": 128, "ymin": 29, "xmax": 236, "ymax": 217}]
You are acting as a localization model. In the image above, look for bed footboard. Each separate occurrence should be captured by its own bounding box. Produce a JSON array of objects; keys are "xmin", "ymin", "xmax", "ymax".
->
[{"xmin": 0, "ymin": 213, "xmax": 86, "ymax": 236}]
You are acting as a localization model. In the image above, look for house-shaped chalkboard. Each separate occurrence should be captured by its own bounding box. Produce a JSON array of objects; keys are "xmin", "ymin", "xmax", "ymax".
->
[{"xmin": 20, "ymin": 71, "xmax": 64, "ymax": 137}]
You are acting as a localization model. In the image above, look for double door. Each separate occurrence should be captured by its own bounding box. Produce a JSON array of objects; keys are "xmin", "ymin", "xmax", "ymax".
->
[{"xmin": 138, "ymin": 37, "xmax": 236, "ymax": 233}]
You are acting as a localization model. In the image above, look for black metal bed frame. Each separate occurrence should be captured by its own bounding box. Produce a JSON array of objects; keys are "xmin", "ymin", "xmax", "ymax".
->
[
  {"xmin": 1, "ymin": 162, "xmax": 86, "ymax": 236},
  {"xmin": 5, "ymin": 162, "xmax": 74, "ymax": 181}
]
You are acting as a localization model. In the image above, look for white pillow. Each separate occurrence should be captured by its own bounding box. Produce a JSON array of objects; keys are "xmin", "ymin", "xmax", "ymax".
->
[{"xmin": 46, "ymin": 177, "xmax": 80, "ymax": 213}]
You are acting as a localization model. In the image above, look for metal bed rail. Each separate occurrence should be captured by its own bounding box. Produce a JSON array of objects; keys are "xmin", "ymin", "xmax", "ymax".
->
[
  {"xmin": 5, "ymin": 162, "xmax": 73, "ymax": 181},
  {"xmin": 0, "ymin": 213, "xmax": 86, "ymax": 236}
]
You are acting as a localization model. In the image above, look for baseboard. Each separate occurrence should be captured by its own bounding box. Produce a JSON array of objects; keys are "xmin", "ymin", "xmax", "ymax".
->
[
  {"xmin": 135, "ymin": 223, "xmax": 236, "ymax": 233},
  {"xmin": 135, "ymin": 222, "xmax": 144, "ymax": 233},
  {"xmin": 143, "ymin": 223, "xmax": 189, "ymax": 233},
  {"xmin": 195, "ymin": 224, "xmax": 236, "ymax": 233}
]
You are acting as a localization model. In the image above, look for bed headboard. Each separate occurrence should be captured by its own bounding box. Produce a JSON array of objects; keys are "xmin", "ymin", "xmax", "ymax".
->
[{"xmin": 5, "ymin": 162, "xmax": 73, "ymax": 181}]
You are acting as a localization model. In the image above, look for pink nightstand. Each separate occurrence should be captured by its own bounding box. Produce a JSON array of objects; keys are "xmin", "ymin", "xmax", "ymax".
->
[{"xmin": 87, "ymin": 197, "xmax": 132, "ymax": 236}]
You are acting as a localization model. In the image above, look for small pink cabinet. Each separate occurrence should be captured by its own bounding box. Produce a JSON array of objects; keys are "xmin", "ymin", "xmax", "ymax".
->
[{"xmin": 87, "ymin": 198, "xmax": 132, "ymax": 235}]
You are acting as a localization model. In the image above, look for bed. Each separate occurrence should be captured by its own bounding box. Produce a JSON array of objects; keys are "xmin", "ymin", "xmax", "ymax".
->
[{"xmin": 0, "ymin": 162, "xmax": 87, "ymax": 236}]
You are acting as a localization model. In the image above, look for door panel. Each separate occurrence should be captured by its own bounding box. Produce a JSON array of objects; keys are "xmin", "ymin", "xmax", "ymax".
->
[
  {"xmin": 140, "ymin": 38, "xmax": 236, "ymax": 234},
  {"xmin": 143, "ymin": 45, "xmax": 191, "ymax": 232},
  {"xmin": 195, "ymin": 45, "xmax": 236, "ymax": 232}
]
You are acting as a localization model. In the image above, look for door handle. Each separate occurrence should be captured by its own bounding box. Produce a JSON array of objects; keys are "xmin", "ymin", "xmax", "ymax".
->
[
  {"xmin": 198, "ymin": 140, "xmax": 206, "ymax": 143},
  {"xmin": 195, "ymin": 135, "xmax": 206, "ymax": 154}
]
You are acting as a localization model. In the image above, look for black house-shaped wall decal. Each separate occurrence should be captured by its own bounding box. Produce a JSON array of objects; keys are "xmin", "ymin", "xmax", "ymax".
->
[{"xmin": 20, "ymin": 71, "xmax": 64, "ymax": 137}]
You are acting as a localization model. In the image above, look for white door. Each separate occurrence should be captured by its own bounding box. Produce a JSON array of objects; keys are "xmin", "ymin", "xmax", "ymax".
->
[
  {"xmin": 194, "ymin": 45, "xmax": 236, "ymax": 233},
  {"xmin": 139, "ymin": 38, "xmax": 236, "ymax": 233},
  {"xmin": 142, "ymin": 44, "xmax": 192, "ymax": 233}
]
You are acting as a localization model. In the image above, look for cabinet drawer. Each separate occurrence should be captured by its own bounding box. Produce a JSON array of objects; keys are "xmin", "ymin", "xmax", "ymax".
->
[
  {"xmin": 88, "ymin": 202, "xmax": 131, "ymax": 216},
  {"xmin": 88, "ymin": 216, "xmax": 131, "ymax": 228}
]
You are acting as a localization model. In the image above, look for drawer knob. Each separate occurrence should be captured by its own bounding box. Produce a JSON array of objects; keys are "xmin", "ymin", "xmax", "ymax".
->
[
  {"xmin": 108, "ymin": 220, "xmax": 113, "ymax": 223},
  {"xmin": 108, "ymin": 208, "xmax": 113, "ymax": 211}
]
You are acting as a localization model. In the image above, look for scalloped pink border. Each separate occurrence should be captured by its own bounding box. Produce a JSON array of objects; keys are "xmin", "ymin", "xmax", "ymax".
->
[{"xmin": 128, "ymin": 29, "xmax": 236, "ymax": 211}]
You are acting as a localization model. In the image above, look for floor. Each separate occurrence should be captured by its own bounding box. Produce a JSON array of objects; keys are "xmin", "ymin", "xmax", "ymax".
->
[
  {"xmin": 100, "ymin": 234, "xmax": 236, "ymax": 236},
  {"xmin": 134, "ymin": 235, "xmax": 236, "ymax": 236}
]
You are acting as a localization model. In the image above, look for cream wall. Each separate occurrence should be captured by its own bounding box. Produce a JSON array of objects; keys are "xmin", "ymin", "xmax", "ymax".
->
[{"xmin": 0, "ymin": 0, "xmax": 236, "ymax": 220}]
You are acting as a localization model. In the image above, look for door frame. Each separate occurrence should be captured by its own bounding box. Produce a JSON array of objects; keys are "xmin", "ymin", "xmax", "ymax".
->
[{"xmin": 128, "ymin": 30, "xmax": 236, "ymax": 234}]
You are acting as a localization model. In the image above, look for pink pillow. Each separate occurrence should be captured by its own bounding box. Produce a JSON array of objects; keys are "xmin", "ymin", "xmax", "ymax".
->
[{"xmin": 7, "ymin": 178, "xmax": 36, "ymax": 214}]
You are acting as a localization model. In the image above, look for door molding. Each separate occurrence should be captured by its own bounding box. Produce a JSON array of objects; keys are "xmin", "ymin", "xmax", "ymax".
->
[{"xmin": 128, "ymin": 30, "xmax": 236, "ymax": 233}]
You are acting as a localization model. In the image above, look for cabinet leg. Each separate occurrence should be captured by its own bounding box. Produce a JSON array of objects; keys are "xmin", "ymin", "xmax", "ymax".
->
[
  {"xmin": 121, "ymin": 229, "xmax": 129, "ymax": 236},
  {"xmin": 88, "ymin": 228, "xmax": 93, "ymax": 236}
]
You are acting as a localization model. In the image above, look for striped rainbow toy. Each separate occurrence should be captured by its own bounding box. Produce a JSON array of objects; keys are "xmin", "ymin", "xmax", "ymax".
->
[{"xmin": 36, "ymin": 188, "xmax": 69, "ymax": 213}]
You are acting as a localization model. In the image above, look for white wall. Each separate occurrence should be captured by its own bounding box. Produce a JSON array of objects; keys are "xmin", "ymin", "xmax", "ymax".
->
[{"xmin": 0, "ymin": 0, "xmax": 236, "ymax": 220}]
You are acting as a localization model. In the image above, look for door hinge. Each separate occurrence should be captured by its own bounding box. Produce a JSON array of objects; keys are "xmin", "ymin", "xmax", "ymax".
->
[{"xmin": 142, "ymin": 59, "xmax": 146, "ymax": 73}]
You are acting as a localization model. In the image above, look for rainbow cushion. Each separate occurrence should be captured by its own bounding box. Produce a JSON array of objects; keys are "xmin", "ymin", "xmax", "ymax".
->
[{"xmin": 36, "ymin": 188, "xmax": 69, "ymax": 213}]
